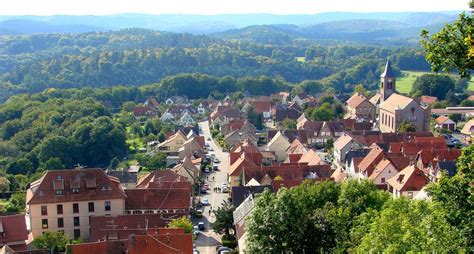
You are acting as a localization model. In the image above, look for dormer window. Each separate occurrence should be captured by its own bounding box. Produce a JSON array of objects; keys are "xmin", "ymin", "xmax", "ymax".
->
[
  {"xmin": 56, "ymin": 190, "xmax": 64, "ymax": 195},
  {"xmin": 72, "ymin": 188, "xmax": 79, "ymax": 194}
]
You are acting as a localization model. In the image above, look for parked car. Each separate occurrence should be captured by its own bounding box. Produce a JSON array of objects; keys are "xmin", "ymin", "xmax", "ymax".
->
[
  {"xmin": 213, "ymin": 165, "xmax": 219, "ymax": 171},
  {"xmin": 200, "ymin": 188, "xmax": 207, "ymax": 194},
  {"xmin": 201, "ymin": 198, "xmax": 210, "ymax": 206},
  {"xmin": 222, "ymin": 186, "xmax": 229, "ymax": 193},
  {"xmin": 214, "ymin": 158, "xmax": 220, "ymax": 163},
  {"xmin": 217, "ymin": 247, "xmax": 232, "ymax": 254},
  {"xmin": 221, "ymin": 182, "xmax": 228, "ymax": 188},
  {"xmin": 193, "ymin": 225, "xmax": 200, "ymax": 235},
  {"xmin": 204, "ymin": 168, "xmax": 210, "ymax": 173},
  {"xmin": 196, "ymin": 209, "xmax": 203, "ymax": 218},
  {"xmin": 207, "ymin": 137, "xmax": 211, "ymax": 141},
  {"xmin": 208, "ymin": 147, "xmax": 214, "ymax": 151},
  {"xmin": 198, "ymin": 222, "xmax": 205, "ymax": 230}
]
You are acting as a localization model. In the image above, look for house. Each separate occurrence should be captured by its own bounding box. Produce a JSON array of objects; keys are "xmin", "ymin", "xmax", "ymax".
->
[
  {"xmin": 274, "ymin": 104, "xmax": 302, "ymax": 125},
  {"xmin": 156, "ymin": 130, "xmax": 187, "ymax": 154},
  {"xmin": 160, "ymin": 110, "xmax": 175, "ymax": 123},
  {"xmin": 229, "ymin": 153, "xmax": 261, "ymax": 186},
  {"xmin": 420, "ymin": 95, "xmax": 438, "ymax": 107},
  {"xmin": 26, "ymin": 168, "xmax": 127, "ymax": 240},
  {"xmin": 172, "ymin": 156, "xmax": 201, "ymax": 184},
  {"xmin": 231, "ymin": 185, "xmax": 273, "ymax": 208},
  {"xmin": 165, "ymin": 96, "xmax": 188, "ymax": 105},
  {"xmin": 356, "ymin": 148, "xmax": 385, "ymax": 179},
  {"xmin": 132, "ymin": 106, "xmax": 157, "ymax": 118},
  {"xmin": 333, "ymin": 134, "xmax": 363, "ymax": 164},
  {"xmin": 233, "ymin": 194, "xmax": 256, "ymax": 254},
  {"xmin": 210, "ymin": 106, "xmax": 242, "ymax": 126},
  {"xmin": 267, "ymin": 131, "xmax": 291, "ymax": 162},
  {"xmin": 71, "ymin": 228, "xmax": 193, "ymax": 254},
  {"xmin": 107, "ymin": 170, "xmax": 137, "ymax": 190},
  {"xmin": 220, "ymin": 120, "xmax": 246, "ymax": 136},
  {"xmin": 197, "ymin": 102, "xmax": 206, "ymax": 115},
  {"xmin": 346, "ymin": 93, "xmax": 376, "ymax": 122},
  {"xmin": 298, "ymin": 149, "xmax": 327, "ymax": 166},
  {"xmin": 461, "ymin": 119, "xmax": 474, "ymax": 144},
  {"xmin": 136, "ymin": 170, "xmax": 189, "ymax": 189},
  {"xmin": 0, "ymin": 214, "xmax": 29, "ymax": 251},
  {"xmin": 387, "ymin": 165, "xmax": 429, "ymax": 199},
  {"xmin": 435, "ymin": 115, "xmax": 456, "ymax": 132},
  {"xmin": 368, "ymin": 159, "xmax": 398, "ymax": 189},
  {"xmin": 247, "ymin": 100, "xmax": 273, "ymax": 119},
  {"xmin": 177, "ymin": 111, "xmax": 195, "ymax": 126},
  {"xmin": 292, "ymin": 92, "xmax": 310, "ymax": 106},
  {"xmin": 429, "ymin": 161, "xmax": 457, "ymax": 182},
  {"xmin": 124, "ymin": 182, "xmax": 191, "ymax": 215},
  {"xmin": 224, "ymin": 130, "xmax": 258, "ymax": 148},
  {"xmin": 143, "ymin": 97, "xmax": 160, "ymax": 108}
]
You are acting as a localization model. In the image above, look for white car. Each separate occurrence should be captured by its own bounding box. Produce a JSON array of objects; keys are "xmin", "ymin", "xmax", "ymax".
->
[
  {"xmin": 221, "ymin": 183, "xmax": 228, "ymax": 188},
  {"xmin": 208, "ymin": 147, "xmax": 214, "ymax": 151},
  {"xmin": 193, "ymin": 226, "xmax": 200, "ymax": 235},
  {"xmin": 201, "ymin": 199, "xmax": 210, "ymax": 206},
  {"xmin": 214, "ymin": 158, "xmax": 220, "ymax": 163}
]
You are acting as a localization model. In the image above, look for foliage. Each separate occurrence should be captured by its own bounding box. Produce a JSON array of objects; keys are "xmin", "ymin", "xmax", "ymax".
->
[
  {"xmin": 0, "ymin": 177, "xmax": 9, "ymax": 192},
  {"xmin": 309, "ymin": 103, "xmax": 336, "ymax": 121},
  {"xmin": 398, "ymin": 121, "xmax": 417, "ymax": 132},
  {"xmin": 167, "ymin": 216, "xmax": 193, "ymax": 234},
  {"xmin": 146, "ymin": 153, "xmax": 167, "ymax": 169},
  {"xmin": 210, "ymin": 200, "xmax": 236, "ymax": 237},
  {"xmin": 281, "ymin": 118, "xmax": 297, "ymax": 130},
  {"xmin": 410, "ymin": 74, "xmax": 455, "ymax": 99},
  {"xmin": 33, "ymin": 231, "xmax": 70, "ymax": 253},
  {"xmin": 421, "ymin": 11, "xmax": 473, "ymax": 78}
]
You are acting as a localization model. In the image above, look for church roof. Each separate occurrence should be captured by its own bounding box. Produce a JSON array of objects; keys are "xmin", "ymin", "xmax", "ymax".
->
[
  {"xmin": 381, "ymin": 59, "xmax": 396, "ymax": 78},
  {"xmin": 380, "ymin": 93, "xmax": 415, "ymax": 113}
]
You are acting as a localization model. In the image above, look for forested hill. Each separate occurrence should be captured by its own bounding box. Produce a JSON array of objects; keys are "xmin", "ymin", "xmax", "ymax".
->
[{"xmin": 0, "ymin": 28, "xmax": 432, "ymax": 102}]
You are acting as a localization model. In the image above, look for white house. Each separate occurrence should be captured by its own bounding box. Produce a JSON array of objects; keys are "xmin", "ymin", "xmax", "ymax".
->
[
  {"xmin": 177, "ymin": 111, "xmax": 195, "ymax": 126},
  {"xmin": 160, "ymin": 111, "xmax": 175, "ymax": 123},
  {"xmin": 368, "ymin": 159, "xmax": 398, "ymax": 188},
  {"xmin": 267, "ymin": 131, "xmax": 291, "ymax": 162}
]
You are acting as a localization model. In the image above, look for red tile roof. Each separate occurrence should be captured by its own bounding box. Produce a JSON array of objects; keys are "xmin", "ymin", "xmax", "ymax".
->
[
  {"xmin": 252, "ymin": 100, "xmax": 272, "ymax": 113},
  {"xmin": 420, "ymin": 95, "xmax": 438, "ymax": 105},
  {"xmin": 387, "ymin": 165, "xmax": 429, "ymax": 192},
  {"xmin": 272, "ymin": 179, "xmax": 303, "ymax": 192},
  {"xmin": 347, "ymin": 93, "xmax": 367, "ymax": 108},
  {"xmin": 358, "ymin": 148, "xmax": 385, "ymax": 176},
  {"xmin": 136, "ymin": 170, "xmax": 190, "ymax": 189},
  {"xmin": 125, "ymin": 187, "xmax": 191, "ymax": 211},
  {"xmin": 89, "ymin": 214, "xmax": 186, "ymax": 242},
  {"xmin": 0, "ymin": 214, "xmax": 28, "ymax": 245},
  {"xmin": 27, "ymin": 168, "xmax": 126, "ymax": 205}
]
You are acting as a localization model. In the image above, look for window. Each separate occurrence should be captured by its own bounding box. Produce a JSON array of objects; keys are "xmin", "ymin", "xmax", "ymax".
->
[
  {"xmin": 73, "ymin": 217, "xmax": 80, "ymax": 227},
  {"xmin": 407, "ymin": 192, "xmax": 413, "ymax": 199},
  {"xmin": 381, "ymin": 177, "xmax": 386, "ymax": 183},
  {"xmin": 57, "ymin": 204, "xmax": 63, "ymax": 215},
  {"xmin": 73, "ymin": 229, "xmax": 81, "ymax": 239},
  {"xmin": 55, "ymin": 189, "xmax": 63, "ymax": 195},
  {"xmin": 57, "ymin": 218, "xmax": 64, "ymax": 228},
  {"xmin": 88, "ymin": 202, "xmax": 95, "ymax": 213},
  {"xmin": 41, "ymin": 205, "xmax": 47, "ymax": 216},
  {"xmin": 72, "ymin": 188, "xmax": 79, "ymax": 194},
  {"xmin": 73, "ymin": 203, "xmax": 79, "ymax": 213},
  {"xmin": 42, "ymin": 219, "xmax": 48, "ymax": 229},
  {"xmin": 104, "ymin": 201, "xmax": 111, "ymax": 211}
]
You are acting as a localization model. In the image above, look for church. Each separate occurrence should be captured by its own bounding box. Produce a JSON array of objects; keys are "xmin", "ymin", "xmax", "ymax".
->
[{"xmin": 371, "ymin": 59, "xmax": 430, "ymax": 133}]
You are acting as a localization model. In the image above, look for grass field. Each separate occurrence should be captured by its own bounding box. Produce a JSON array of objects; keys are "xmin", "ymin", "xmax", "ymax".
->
[{"xmin": 397, "ymin": 70, "xmax": 474, "ymax": 94}]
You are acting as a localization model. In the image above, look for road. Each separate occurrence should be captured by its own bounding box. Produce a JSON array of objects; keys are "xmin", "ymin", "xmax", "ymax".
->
[{"xmin": 194, "ymin": 120, "xmax": 230, "ymax": 254}]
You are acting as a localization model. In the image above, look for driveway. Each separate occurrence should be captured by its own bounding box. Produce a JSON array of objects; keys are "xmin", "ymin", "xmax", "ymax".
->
[{"xmin": 194, "ymin": 120, "xmax": 230, "ymax": 254}]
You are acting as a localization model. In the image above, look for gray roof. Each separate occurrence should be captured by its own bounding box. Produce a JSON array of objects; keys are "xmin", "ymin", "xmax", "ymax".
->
[
  {"xmin": 231, "ymin": 185, "xmax": 273, "ymax": 208},
  {"xmin": 437, "ymin": 161, "xmax": 457, "ymax": 177},
  {"xmin": 381, "ymin": 58, "xmax": 396, "ymax": 78},
  {"xmin": 107, "ymin": 170, "xmax": 137, "ymax": 184}
]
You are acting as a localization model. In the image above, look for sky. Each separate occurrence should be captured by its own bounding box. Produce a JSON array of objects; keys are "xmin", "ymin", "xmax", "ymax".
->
[{"xmin": 0, "ymin": 0, "xmax": 468, "ymax": 16}]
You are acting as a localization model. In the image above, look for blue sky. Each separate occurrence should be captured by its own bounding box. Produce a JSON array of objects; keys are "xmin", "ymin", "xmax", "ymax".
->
[{"xmin": 0, "ymin": 0, "xmax": 468, "ymax": 15}]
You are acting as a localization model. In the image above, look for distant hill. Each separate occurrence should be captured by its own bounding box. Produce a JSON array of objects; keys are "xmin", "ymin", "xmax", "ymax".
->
[
  {"xmin": 0, "ymin": 19, "xmax": 105, "ymax": 35},
  {"xmin": 0, "ymin": 11, "xmax": 461, "ymax": 35}
]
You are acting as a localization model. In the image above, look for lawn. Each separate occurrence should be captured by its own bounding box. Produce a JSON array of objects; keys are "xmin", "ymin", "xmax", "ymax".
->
[{"xmin": 397, "ymin": 70, "xmax": 474, "ymax": 94}]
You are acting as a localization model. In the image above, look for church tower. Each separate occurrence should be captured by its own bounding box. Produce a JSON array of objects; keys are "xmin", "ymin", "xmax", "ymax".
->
[{"xmin": 380, "ymin": 58, "xmax": 396, "ymax": 102}]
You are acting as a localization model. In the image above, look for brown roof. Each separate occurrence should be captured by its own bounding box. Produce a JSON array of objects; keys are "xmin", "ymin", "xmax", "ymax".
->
[
  {"xmin": 89, "ymin": 214, "xmax": 185, "ymax": 242},
  {"xmin": 334, "ymin": 134, "xmax": 353, "ymax": 151},
  {"xmin": 286, "ymin": 139, "xmax": 306, "ymax": 154},
  {"xmin": 347, "ymin": 93, "xmax": 368, "ymax": 108},
  {"xmin": 229, "ymin": 153, "xmax": 258, "ymax": 177},
  {"xmin": 467, "ymin": 95, "xmax": 474, "ymax": 101},
  {"xmin": 125, "ymin": 186, "xmax": 191, "ymax": 211},
  {"xmin": 387, "ymin": 165, "xmax": 429, "ymax": 192},
  {"xmin": 358, "ymin": 148, "xmax": 385, "ymax": 176},
  {"xmin": 267, "ymin": 130, "xmax": 308, "ymax": 144},
  {"xmin": 133, "ymin": 106, "xmax": 156, "ymax": 117},
  {"xmin": 136, "ymin": 170, "xmax": 189, "ymax": 189},
  {"xmin": 435, "ymin": 115, "xmax": 451, "ymax": 124},
  {"xmin": 370, "ymin": 93, "xmax": 381, "ymax": 105},
  {"xmin": 272, "ymin": 179, "xmax": 303, "ymax": 192},
  {"xmin": 420, "ymin": 95, "xmax": 438, "ymax": 105},
  {"xmin": 252, "ymin": 100, "xmax": 272, "ymax": 113},
  {"xmin": 298, "ymin": 149, "xmax": 326, "ymax": 166},
  {"xmin": 461, "ymin": 119, "xmax": 474, "ymax": 135},
  {"xmin": 369, "ymin": 159, "xmax": 393, "ymax": 180},
  {"xmin": 72, "ymin": 228, "xmax": 192, "ymax": 254},
  {"xmin": 0, "ymin": 214, "xmax": 28, "ymax": 245},
  {"xmin": 27, "ymin": 168, "xmax": 126, "ymax": 205}
]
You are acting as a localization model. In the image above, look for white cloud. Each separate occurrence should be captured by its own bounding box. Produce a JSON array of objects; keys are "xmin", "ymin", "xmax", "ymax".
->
[{"xmin": 0, "ymin": 0, "xmax": 468, "ymax": 15}]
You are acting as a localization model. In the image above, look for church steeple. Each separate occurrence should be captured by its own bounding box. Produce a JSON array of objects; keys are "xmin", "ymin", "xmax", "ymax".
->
[{"xmin": 380, "ymin": 58, "xmax": 396, "ymax": 102}]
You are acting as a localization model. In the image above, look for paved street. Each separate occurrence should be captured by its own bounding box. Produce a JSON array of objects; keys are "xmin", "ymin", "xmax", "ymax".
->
[{"xmin": 194, "ymin": 120, "xmax": 230, "ymax": 254}]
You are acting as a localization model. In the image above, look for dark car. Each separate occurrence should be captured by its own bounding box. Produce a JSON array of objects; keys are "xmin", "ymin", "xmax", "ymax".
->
[
  {"xmin": 200, "ymin": 188, "xmax": 207, "ymax": 194},
  {"xmin": 198, "ymin": 222, "xmax": 205, "ymax": 230}
]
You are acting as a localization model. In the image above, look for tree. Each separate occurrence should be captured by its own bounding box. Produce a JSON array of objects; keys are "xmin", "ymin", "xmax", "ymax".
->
[
  {"xmin": 420, "ymin": 8, "xmax": 473, "ymax": 78},
  {"xmin": 3, "ymin": 192, "xmax": 26, "ymax": 213},
  {"xmin": 121, "ymin": 101, "xmax": 136, "ymax": 112},
  {"xmin": 146, "ymin": 153, "xmax": 167, "ymax": 169},
  {"xmin": 311, "ymin": 103, "xmax": 335, "ymax": 121},
  {"xmin": 33, "ymin": 231, "xmax": 70, "ymax": 254},
  {"xmin": 354, "ymin": 84, "xmax": 366, "ymax": 94},
  {"xmin": 38, "ymin": 157, "xmax": 65, "ymax": 171},
  {"xmin": 108, "ymin": 157, "xmax": 120, "ymax": 170},
  {"xmin": 398, "ymin": 121, "xmax": 417, "ymax": 132},
  {"xmin": 167, "ymin": 216, "xmax": 193, "ymax": 233},
  {"xmin": 211, "ymin": 201, "xmax": 235, "ymax": 238},
  {"xmin": 282, "ymin": 118, "xmax": 297, "ymax": 130},
  {"xmin": 410, "ymin": 74, "xmax": 455, "ymax": 99},
  {"xmin": 0, "ymin": 177, "xmax": 10, "ymax": 192},
  {"xmin": 6, "ymin": 158, "xmax": 33, "ymax": 175}
]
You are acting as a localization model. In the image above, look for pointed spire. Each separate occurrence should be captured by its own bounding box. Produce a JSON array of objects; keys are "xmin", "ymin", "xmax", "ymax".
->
[{"xmin": 380, "ymin": 58, "xmax": 396, "ymax": 78}]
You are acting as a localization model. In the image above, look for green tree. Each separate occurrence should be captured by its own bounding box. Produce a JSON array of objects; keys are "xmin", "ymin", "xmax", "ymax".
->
[
  {"xmin": 121, "ymin": 101, "xmax": 136, "ymax": 112},
  {"xmin": 39, "ymin": 157, "xmax": 65, "ymax": 171},
  {"xmin": 0, "ymin": 177, "xmax": 10, "ymax": 192},
  {"xmin": 211, "ymin": 201, "xmax": 235, "ymax": 237},
  {"xmin": 3, "ymin": 192, "xmax": 26, "ymax": 213},
  {"xmin": 167, "ymin": 216, "xmax": 193, "ymax": 233},
  {"xmin": 311, "ymin": 103, "xmax": 335, "ymax": 121},
  {"xmin": 108, "ymin": 157, "xmax": 120, "ymax": 170},
  {"xmin": 6, "ymin": 158, "xmax": 33, "ymax": 174},
  {"xmin": 33, "ymin": 231, "xmax": 70, "ymax": 254},
  {"xmin": 410, "ymin": 74, "xmax": 455, "ymax": 99},
  {"xmin": 282, "ymin": 118, "xmax": 297, "ymax": 130},
  {"xmin": 146, "ymin": 153, "xmax": 167, "ymax": 169},
  {"xmin": 421, "ymin": 9, "xmax": 473, "ymax": 78},
  {"xmin": 398, "ymin": 121, "xmax": 417, "ymax": 132}
]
